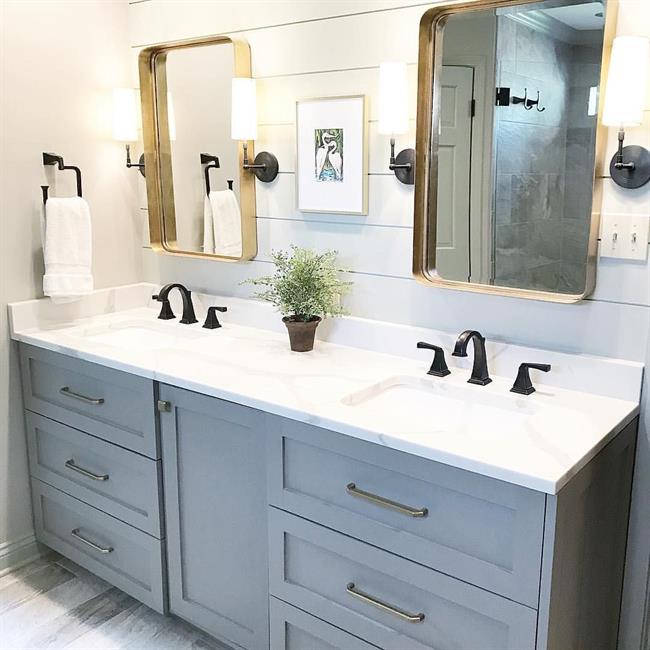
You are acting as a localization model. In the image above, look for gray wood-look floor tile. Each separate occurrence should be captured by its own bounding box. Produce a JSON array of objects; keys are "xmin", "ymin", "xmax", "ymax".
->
[{"xmin": 0, "ymin": 555, "xmax": 231, "ymax": 650}]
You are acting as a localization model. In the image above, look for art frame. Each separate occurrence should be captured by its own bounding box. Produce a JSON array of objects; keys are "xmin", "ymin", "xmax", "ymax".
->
[{"xmin": 295, "ymin": 95, "xmax": 368, "ymax": 215}]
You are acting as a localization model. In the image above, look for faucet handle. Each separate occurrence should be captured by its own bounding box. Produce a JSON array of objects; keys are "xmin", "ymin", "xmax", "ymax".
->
[
  {"xmin": 203, "ymin": 306, "xmax": 227, "ymax": 330},
  {"xmin": 152, "ymin": 294, "xmax": 175, "ymax": 320},
  {"xmin": 510, "ymin": 363, "xmax": 551, "ymax": 395},
  {"xmin": 417, "ymin": 342, "xmax": 451, "ymax": 377}
]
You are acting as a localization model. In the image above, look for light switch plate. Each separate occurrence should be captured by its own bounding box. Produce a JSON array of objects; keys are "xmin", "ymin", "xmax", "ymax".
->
[{"xmin": 600, "ymin": 213, "xmax": 650, "ymax": 261}]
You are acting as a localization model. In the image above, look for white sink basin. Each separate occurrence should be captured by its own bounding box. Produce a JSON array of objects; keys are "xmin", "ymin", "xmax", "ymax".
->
[
  {"xmin": 341, "ymin": 375, "xmax": 532, "ymax": 436},
  {"xmin": 69, "ymin": 320, "xmax": 207, "ymax": 351}
]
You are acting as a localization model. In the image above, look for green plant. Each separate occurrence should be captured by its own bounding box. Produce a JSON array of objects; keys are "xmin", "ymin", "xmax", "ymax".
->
[{"xmin": 243, "ymin": 246, "xmax": 352, "ymax": 322}]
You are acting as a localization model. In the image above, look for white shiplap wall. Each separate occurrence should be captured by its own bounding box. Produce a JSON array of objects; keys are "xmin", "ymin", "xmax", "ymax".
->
[{"xmin": 128, "ymin": 1, "xmax": 650, "ymax": 647}]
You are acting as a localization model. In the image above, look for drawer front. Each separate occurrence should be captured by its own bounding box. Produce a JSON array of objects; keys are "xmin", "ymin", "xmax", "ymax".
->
[
  {"xmin": 268, "ymin": 418, "xmax": 545, "ymax": 607},
  {"xmin": 26, "ymin": 412, "xmax": 163, "ymax": 537},
  {"xmin": 31, "ymin": 479, "xmax": 166, "ymax": 613},
  {"xmin": 20, "ymin": 344, "xmax": 158, "ymax": 458},
  {"xmin": 269, "ymin": 509, "xmax": 537, "ymax": 650},
  {"xmin": 270, "ymin": 597, "xmax": 380, "ymax": 650}
]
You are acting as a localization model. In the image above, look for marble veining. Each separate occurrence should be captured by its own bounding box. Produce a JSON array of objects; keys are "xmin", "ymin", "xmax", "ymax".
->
[{"xmin": 0, "ymin": 555, "xmax": 229, "ymax": 650}]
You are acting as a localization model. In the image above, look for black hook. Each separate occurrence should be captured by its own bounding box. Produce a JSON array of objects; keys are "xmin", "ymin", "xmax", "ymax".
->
[
  {"xmin": 200, "ymin": 153, "xmax": 220, "ymax": 195},
  {"xmin": 227, "ymin": 179, "xmax": 234, "ymax": 191},
  {"xmin": 525, "ymin": 90, "xmax": 545, "ymax": 112},
  {"xmin": 511, "ymin": 88, "xmax": 528, "ymax": 106}
]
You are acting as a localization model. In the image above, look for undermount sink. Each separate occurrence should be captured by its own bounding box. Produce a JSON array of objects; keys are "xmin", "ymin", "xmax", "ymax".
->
[
  {"xmin": 69, "ymin": 319, "xmax": 207, "ymax": 351},
  {"xmin": 341, "ymin": 375, "xmax": 532, "ymax": 435}
]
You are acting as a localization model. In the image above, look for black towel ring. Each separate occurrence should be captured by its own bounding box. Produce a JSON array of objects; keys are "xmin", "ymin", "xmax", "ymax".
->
[
  {"xmin": 200, "ymin": 153, "xmax": 220, "ymax": 195},
  {"xmin": 42, "ymin": 152, "xmax": 82, "ymax": 204}
]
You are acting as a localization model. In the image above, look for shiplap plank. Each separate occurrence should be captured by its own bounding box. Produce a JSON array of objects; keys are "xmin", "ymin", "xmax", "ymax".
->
[
  {"xmin": 256, "ymin": 174, "xmax": 414, "ymax": 227},
  {"xmin": 256, "ymin": 216, "xmax": 413, "ymax": 277},
  {"xmin": 257, "ymin": 65, "xmax": 418, "ymax": 124},
  {"xmin": 129, "ymin": 1, "xmax": 436, "ymax": 49}
]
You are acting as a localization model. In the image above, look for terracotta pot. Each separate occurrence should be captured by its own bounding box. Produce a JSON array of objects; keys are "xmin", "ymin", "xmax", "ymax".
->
[{"xmin": 282, "ymin": 316, "xmax": 322, "ymax": 352}]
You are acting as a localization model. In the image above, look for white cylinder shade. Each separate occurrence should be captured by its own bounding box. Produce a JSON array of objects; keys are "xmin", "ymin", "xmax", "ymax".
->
[
  {"xmin": 602, "ymin": 36, "xmax": 650, "ymax": 127},
  {"xmin": 112, "ymin": 88, "xmax": 139, "ymax": 142},
  {"xmin": 231, "ymin": 78, "xmax": 258, "ymax": 141},
  {"xmin": 378, "ymin": 62, "xmax": 409, "ymax": 135}
]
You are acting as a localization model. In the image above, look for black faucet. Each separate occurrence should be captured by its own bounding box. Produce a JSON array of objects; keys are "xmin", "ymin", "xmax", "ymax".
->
[
  {"xmin": 510, "ymin": 363, "xmax": 551, "ymax": 395},
  {"xmin": 417, "ymin": 341, "xmax": 450, "ymax": 377},
  {"xmin": 203, "ymin": 306, "xmax": 227, "ymax": 329},
  {"xmin": 452, "ymin": 330, "xmax": 491, "ymax": 386},
  {"xmin": 153, "ymin": 283, "xmax": 198, "ymax": 324}
]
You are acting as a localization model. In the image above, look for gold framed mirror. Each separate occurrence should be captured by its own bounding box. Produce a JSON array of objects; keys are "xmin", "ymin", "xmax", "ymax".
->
[
  {"xmin": 414, "ymin": 0, "xmax": 618, "ymax": 302},
  {"xmin": 139, "ymin": 36, "xmax": 257, "ymax": 261}
]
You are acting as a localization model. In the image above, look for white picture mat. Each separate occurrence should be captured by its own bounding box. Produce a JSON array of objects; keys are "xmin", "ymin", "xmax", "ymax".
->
[{"xmin": 296, "ymin": 96, "xmax": 367, "ymax": 214}]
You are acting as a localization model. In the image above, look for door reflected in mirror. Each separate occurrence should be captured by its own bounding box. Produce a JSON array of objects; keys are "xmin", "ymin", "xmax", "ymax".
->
[{"xmin": 417, "ymin": 0, "xmax": 611, "ymax": 300}]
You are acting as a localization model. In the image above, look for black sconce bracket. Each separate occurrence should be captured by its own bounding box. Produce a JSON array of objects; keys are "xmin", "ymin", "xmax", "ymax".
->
[
  {"xmin": 242, "ymin": 143, "xmax": 279, "ymax": 183},
  {"xmin": 389, "ymin": 138, "xmax": 415, "ymax": 185},
  {"xmin": 125, "ymin": 144, "xmax": 146, "ymax": 177},
  {"xmin": 610, "ymin": 128, "xmax": 650, "ymax": 189}
]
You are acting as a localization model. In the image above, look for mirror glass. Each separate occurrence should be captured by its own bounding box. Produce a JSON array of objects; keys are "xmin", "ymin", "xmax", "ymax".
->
[
  {"xmin": 431, "ymin": 0, "xmax": 606, "ymax": 296},
  {"xmin": 141, "ymin": 37, "xmax": 255, "ymax": 260},
  {"xmin": 164, "ymin": 43, "xmax": 242, "ymax": 256}
]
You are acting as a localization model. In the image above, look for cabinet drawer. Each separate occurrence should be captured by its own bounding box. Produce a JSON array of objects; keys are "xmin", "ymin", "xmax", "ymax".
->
[
  {"xmin": 268, "ymin": 419, "xmax": 544, "ymax": 607},
  {"xmin": 31, "ymin": 479, "xmax": 166, "ymax": 613},
  {"xmin": 270, "ymin": 597, "xmax": 380, "ymax": 650},
  {"xmin": 20, "ymin": 344, "xmax": 158, "ymax": 458},
  {"xmin": 26, "ymin": 412, "xmax": 163, "ymax": 537},
  {"xmin": 269, "ymin": 509, "xmax": 537, "ymax": 650}
]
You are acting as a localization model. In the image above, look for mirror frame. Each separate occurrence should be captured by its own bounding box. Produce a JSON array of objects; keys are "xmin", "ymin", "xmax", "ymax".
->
[
  {"xmin": 413, "ymin": 0, "xmax": 618, "ymax": 303},
  {"xmin": 139, "ymin": 35, "xmax": 257, "ymax": 261}
]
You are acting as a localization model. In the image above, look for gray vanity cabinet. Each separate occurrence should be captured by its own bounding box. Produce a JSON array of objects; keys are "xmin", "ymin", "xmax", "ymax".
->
[{"xmin": 158, "ymin": 384, "xmax": 270, "ymax": 650}]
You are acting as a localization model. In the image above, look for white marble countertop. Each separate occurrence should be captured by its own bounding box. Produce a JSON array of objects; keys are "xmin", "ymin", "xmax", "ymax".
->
[{"xmin": 9, "ymin": 284, "xmax": 642, "ymax": 494}]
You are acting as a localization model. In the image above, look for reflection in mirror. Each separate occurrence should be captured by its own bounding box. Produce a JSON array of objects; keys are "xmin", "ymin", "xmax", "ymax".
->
[
  {"xmin": 164, "ymin": 43, "xmax": 243, "ymax": 256},
  {"xmin": 426, "ymin": 0, "xmax": 608, "ymax": 297}
]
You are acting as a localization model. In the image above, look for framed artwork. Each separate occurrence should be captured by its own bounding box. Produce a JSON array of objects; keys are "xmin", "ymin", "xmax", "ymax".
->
[{"xmin": 295, "ymin": 95, "xmax": 368, "ymax": 215}]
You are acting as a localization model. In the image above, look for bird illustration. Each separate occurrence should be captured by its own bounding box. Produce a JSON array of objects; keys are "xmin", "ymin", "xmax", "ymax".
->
[
  {"xmin": 328, "ymin": 138, "xmax": 342, "ymax": 180},
  {"xmin": 315, "ymin": 132, "xmax": 331, "ymax": 179}
]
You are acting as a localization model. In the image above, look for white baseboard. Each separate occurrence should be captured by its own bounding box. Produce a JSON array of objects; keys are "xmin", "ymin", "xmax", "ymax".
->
[{"xmin": 0, "ymin": 533, "xmax": 42, "ymax": 577}]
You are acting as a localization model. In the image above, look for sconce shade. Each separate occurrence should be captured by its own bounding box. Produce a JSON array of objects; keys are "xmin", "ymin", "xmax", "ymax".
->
[
  {"xmin": 112, "ymin": 88, "xmax": 139, "ymax": 142},
  {"xmin": 231, "ymin": 78, "xmax": 258, "ymax": 141},
  {"xmin": 602, "ymin": 36, "xmax": 650, "ymax": 127},
  {"xmin": 378, "ymin": 62, "xmax": 409, "ymax": 135}
]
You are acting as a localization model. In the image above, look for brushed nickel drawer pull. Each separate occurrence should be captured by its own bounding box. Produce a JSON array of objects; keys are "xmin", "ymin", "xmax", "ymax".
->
[
  {"xmin": 65, "ymin": 459, "xmax": 109, "ymax": 482},
  {"xmin": 346, "ymin": 483, "xmax": 428, "ymax": 518},
  {"xmin": 346, "ymin": 582, "xmax": 425, "ymax": 623},
  {"xmin": 71, "ymin": 528, "xmax": 114, "ymax": 554},
  {"xmin": 59, "ymin": 387, "xmax": 104, "ymax": 405}
]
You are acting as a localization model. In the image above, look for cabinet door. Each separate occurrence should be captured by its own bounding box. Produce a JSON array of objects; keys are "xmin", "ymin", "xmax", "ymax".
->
[{"xmin": 159, "ymin": 385, "xmax": 269, "ymax": 650}]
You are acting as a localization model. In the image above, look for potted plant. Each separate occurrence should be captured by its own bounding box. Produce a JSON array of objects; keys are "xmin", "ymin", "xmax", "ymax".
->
[{"xmin": 244, "ymin": 246, "xmax": 351, "ymax": 352}]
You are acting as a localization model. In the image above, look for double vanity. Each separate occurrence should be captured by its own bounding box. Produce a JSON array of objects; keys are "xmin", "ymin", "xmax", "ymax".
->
[{"xmin": 9, "ymin": 283, "xmax": 642, "ymax": 650}]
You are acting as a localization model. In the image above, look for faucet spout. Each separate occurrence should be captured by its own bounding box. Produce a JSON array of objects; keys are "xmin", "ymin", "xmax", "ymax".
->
[
  {"xmin": 452, "ymin": 330, "xmax": 491, "ymax": 386},
  {"xmin": 155, "ymin": 283, "xmax": 198, "ymax": 324}
]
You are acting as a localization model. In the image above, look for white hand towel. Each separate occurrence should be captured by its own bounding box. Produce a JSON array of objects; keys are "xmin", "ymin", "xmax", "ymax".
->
[
  {"xmin": 43, "ymin": 197, "xmax": 93, "ymax": 300},
  {"xmin": 203, "ymin": 195, "xmax": 215, "ymax": 254},
  {"xmin": 208, "ymin": 189, "xmax": 242, "ymax": 257}
]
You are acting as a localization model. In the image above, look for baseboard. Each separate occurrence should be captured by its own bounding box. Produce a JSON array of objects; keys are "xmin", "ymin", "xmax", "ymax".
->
[{"xmin": 0, "ymin": 533, "xmax": 43, "ymax": 577}]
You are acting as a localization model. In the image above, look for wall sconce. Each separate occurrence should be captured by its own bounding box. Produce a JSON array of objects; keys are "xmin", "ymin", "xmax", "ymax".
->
[
  {"xmin": 113, "ymin": 88, "xmax": 176, "ymax": 178},
  {"xmin": 602, "ymin": 36, "xmax": 650, "ymax": 189},
  {"xmin": 378, "ymin": 62, "xmax": 415, "ymax": 185},
  {"xmin": 113, "ymin": 88, "xmax": 145, "ymax": 177},
  {"xmin": 231, "ymin": 78, "xmax": 279, "ymax": 183}
]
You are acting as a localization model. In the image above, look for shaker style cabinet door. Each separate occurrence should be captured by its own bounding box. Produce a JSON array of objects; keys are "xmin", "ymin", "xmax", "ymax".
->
[{"xmin": 158, "ymin": 385, "xmax": 269, "ymax": 650}]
